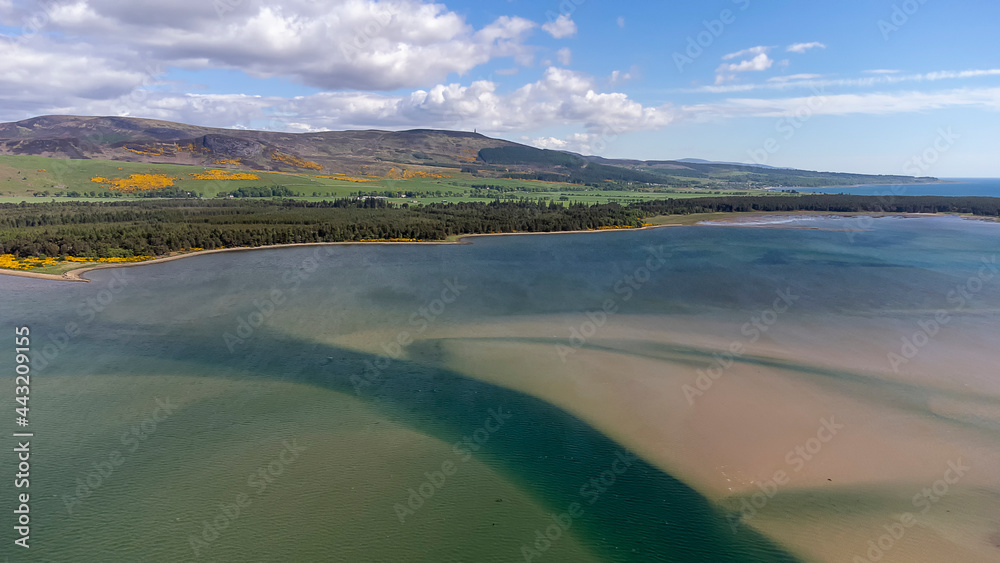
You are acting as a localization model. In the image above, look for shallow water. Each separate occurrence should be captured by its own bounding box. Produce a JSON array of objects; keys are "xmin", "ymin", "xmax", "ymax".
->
[{"xmin": 2, "ymin": 215, "xmax": 998, "ymax": 562}]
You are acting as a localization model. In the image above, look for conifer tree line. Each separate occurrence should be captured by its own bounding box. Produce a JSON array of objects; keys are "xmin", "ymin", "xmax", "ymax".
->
[{"xmin": 0, "ymin": 195, "xmax": 996, "ymax": 259}]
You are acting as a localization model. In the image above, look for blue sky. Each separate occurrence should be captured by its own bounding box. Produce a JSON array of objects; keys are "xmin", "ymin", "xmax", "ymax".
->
[{"xmin": 1, "ymin": 0, "xmax": 998, "ymax": 176}]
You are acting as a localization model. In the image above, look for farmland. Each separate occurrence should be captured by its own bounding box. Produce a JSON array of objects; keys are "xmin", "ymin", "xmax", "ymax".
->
[{"xmin": 0, "ymin": 154, "xmax": 779, "ymax": 206}]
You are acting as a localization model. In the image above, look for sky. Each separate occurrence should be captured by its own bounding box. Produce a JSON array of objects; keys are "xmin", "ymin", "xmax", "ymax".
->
[{"xmin": 1, "ymin": 0, "xmax": 998, "ymax": 176}]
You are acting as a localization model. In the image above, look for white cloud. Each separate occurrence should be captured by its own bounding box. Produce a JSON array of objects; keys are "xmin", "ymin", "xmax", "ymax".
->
[
  {"xmin": 0, "ymin": 0, "xmax": 540, "ymax": 91},
  {"xmin": 617, "ymin": 16, "xmax": 625, "ymax": 29},
  {"xmin": 556, "ymin": 47, "xmax": 572, "ymax": 66},
  {"xmin": 725, "ymin": 55, "xmax": 776, "ymax": 72},
  {"xmin": 786, "ymin": 42, "xmax": 826, "ymax": 54},
  {"xmin": 0, "ymin": 65, "xmax": 674, "ymax": 138},
  {"xmin": 715, "ymin": 53, "xmax": 774, "ymax": 84},
  {"xmin": 610, "ymin": 70, "xmax": 632, "ymax": 85},
  {"xmin": 528, "ymin": 136, "xmax": 569, "ymax": 149},
  {"xmin": 542, "ymin": 14, "xmax": 577, "ymax": 39},
  {"xmin": 864, "ymin": 69, "xmax": 901, "ymax": 75},
  {"xmin": 722, "ymin": 46, "xmax": 772, "ymax": 61},
  {"xmin": 768, "ymin": 74, "xmax": 823, "ymax": 83},
  {"xmin": 527, "ymin": 133, "xmax": 613, "ymax": 155},
  {"xmin": 691, "ymin": 67, "xmax": 1000, "ymax": 94},
  {"xmin": 683, "ymin": 87, "xmax": 1000, "ymax": 120}
]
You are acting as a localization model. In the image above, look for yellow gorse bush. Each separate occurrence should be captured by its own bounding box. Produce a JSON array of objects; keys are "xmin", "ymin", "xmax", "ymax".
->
[
  {"xmin": 0, "ymin": 254, "xmax": 153, "ymax": 271},
  {"xmin": 90, "ymin": 174, "xmax": 177, "ymax": 192},
  {"xmin": 188, "ymin": 170, "xmax": 261, "ymax": 180},
  {"xmin": 271, "ymin": 151, "xmax": 323, "ymax": 170},
  {"xmin": 385, "ymin": 168, "xmax": 451, "ymax": 180},
  {"xmin": 175, "ymin": 142, "xmax": 208, "ymax": 154},
  {"xmin": 123, "ymin": 145, "xmax": 169, "ymax": 156}
]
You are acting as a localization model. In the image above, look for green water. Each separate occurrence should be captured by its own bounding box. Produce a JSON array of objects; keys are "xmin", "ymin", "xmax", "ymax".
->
[{"xmin": 1, "ymin": 215, "xmax": 998, "ymax": 562}]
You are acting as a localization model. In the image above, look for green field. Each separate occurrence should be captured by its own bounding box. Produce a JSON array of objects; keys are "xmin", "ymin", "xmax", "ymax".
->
[{"xmin": 0, "ymin": 154, "xmax": 779, "ymax": 205}]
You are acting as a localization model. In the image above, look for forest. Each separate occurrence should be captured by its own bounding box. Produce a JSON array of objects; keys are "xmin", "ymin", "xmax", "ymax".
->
[{"xmin": 0, "ymin": 195, "xmax": 997, "ymax": 259}]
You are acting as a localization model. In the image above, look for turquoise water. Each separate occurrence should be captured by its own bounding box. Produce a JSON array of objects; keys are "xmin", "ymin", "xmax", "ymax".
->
[
  {"xmin": 1, "ymin": 215, "xmax": 999, "ymax": 562},
  {"xmin": 797, "ymin": 177, "xmax": 1000, "ymax": 197}
]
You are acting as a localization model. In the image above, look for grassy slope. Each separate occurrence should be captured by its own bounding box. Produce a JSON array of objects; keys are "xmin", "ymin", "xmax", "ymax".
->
[{"xmin": 0, "ymin": 155, "xmax": 776, "ymax": 206}]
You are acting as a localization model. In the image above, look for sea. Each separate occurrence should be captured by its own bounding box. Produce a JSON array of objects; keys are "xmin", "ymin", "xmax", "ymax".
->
[
  {"xmin": 2, "ymin": 215, "xmax": 999, "ymax": 562},
  {"xmin": 797, "ymin": 177, "xmax": 1000, "ymax": 197}
]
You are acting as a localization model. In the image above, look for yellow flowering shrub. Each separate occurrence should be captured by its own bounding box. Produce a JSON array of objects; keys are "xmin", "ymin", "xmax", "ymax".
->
[
  {"xmin": 0, "ymin": 254, "xmax": 153, "ymax": 270},
  {"xmin": 175, "ymin": 142, "xmax": 208, "ymax": 154},
  {"xmin": 90, "ymin": 174, "xmax": 177, "ymax": 192},
  {"xmin": 188, "ymin": 170, "xmax": 261, "ymax": 180},
  {"xmin": 124, "ymin": 145, "xmax": 171, "ymax": 156},
  {"xmin": 271, "ymin": 151, "xmax": 323, "ymax": 170}
]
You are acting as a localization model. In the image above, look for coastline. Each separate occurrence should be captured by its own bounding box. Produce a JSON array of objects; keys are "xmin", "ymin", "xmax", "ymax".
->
[
  {"xmin": 0, "ymin": 223, "xmax": 692, "ymax": 283},
  {"xmin": 768, "ymin": 179, "xmax": 957, "ymax": 191},
  {"xmin": 0, "ymin": 211, "xmax": 992, "ymax": 283}
]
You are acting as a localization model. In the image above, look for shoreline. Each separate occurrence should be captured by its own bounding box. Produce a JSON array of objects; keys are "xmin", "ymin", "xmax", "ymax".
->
[
  {"xmin": 1, "ymin": 211, "xmax": 993, "ymax": 283},
  {"xmin": 766, "ymin": 179, "xmax": 957, "ymax": 191}
]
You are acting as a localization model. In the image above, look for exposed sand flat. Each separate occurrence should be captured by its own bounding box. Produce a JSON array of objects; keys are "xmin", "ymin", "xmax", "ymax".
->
[{"xmin": 318, "ymin": 313, "xmax": 1000, "ymax": 562}]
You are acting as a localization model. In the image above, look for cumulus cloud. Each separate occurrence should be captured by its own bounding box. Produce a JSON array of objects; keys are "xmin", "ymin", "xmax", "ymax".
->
[
  {"xmin": 719, "ymin": 53, "xmax": 774, "ymax": 73},
  {"xmin": 0, "ymin": 63, "xmax": 674, "ymax": 140},
  {"xmin": 542, "ymin": 14, "xmax": 577, "ymax": 38},
  {"xmin": 528, "ymin": 136, "xmax": 569, "ymax": 150},
  {"xmin": 526, "ymin": 133, "xmax": 611, "ymax": 155},
  {"xmin": 715, "ymin": 52, "xmax": 774, "ymax": 85},
  {"xmin": 786, "ymin": 42, "xmax": 826, "ymax": 54},
  {"xmin": 0, "ymin": 0, "xmax": 539, "ymax": 91}
]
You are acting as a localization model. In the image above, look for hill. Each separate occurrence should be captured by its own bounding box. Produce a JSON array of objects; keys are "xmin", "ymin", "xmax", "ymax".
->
[
  {"xmin": 0, "ymin": 115, "xmax": 939, "ymax": 189},
  {"xmin": 0, "ymin": 115, "xmax": 513, "ymax": 176}
]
